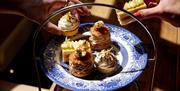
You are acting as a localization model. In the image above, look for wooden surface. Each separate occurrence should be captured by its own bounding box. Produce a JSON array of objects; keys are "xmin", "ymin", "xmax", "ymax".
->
[
  {"xmin": 82, "ymin": 1, "xmax": 180, "ymax": 91},
  {"xmin": 0, "ymin": 16, "xmax": 36, "ymax": 71},
  {"xmin": 52, "ymin": 0, "xmax": 180, "ymax": 91},
  {"xmin": 140, "ymin": 19, "xmax": 179, "ymax": 91},
  {"xmin": 0, "ymin": 80, "xmax": 49, "ymax": 91},
  {"xmin": 176, "ymin": 27, "xmax": 180, "ymax": 91},
  {"xmin": 0, "ymin": 0, "xmax": 179, "ymax": 91}
]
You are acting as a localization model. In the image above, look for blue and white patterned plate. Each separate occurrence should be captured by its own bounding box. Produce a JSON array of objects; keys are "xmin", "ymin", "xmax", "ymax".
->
[{"xmin": 42, "ymin": 23, "xmax": 148, "ymax": 91}]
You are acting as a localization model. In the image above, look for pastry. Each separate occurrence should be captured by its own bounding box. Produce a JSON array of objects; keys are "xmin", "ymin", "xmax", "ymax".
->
[
  {"xmin": 58, "ymin": 12, "xmax": 79, "ymax": 36},
  {"xmin": 61, "ymin": 40, "xmax": 91, "ymax": 63},
  {"xmin": 72, "ymin": 40, "xmax": 91, "ymax": 53},
  {"xmin": 94, "ymin": 49, "xmax": 118, "ymax": 75},
  {"xmin": 89, "ymin": 21, "xmax": 111, "ymax": 50},
  {"xmin": 69, "ymin": 40, "xmax": 93, "ymax": 77},
  {"xmin": 61, "ymin": 40, "xmax": 74, "ymax": 62},
  {"xmin": 116, "ymin": 0, "xmax": 147, "ymax": 25}
]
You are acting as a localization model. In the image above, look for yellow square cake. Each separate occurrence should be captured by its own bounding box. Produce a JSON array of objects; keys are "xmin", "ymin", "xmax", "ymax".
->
[{"xmin": 116, "ymin": 0, "xmax": 147, "ymax": 25}]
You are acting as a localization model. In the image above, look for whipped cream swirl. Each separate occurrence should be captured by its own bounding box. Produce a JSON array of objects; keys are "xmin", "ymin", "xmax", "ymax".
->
[{"xmin": 58, "ymin": 12, "xmax": 79, "ymax": 31}]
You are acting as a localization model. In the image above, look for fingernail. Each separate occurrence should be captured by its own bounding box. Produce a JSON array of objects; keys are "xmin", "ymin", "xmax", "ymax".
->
[
  {"xmin": 134, "ymin": 11, "xmax": 142, "ymax": 17},
  {"xmin": 148, "ymin": 2, "xmax": 158, "ymax": 7},
  {"xmin": 86, "ymin": 10, "xmax": 91, "ymax": 15}
]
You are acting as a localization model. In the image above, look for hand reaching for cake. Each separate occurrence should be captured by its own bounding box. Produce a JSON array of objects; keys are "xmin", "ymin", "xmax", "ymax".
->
[
  {"xmin": 0, "ymin": 0, "xmax": 91, "ymax": 35},
  {"xmin": 116, "ymin": 0, "xmax": 180, "ymax": 27},
  {"xmin": 116, "ymin": 0, "xmax": 147, "ymax": 25},
  {"xmin": 134, "ymin": 0, "xmax": 180, "ymax": 27}
]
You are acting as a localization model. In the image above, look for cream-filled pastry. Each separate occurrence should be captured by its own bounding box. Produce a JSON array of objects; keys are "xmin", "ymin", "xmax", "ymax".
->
[
  {"xmin": 58, "ymin": 12, "xmax": 79, "ymax": 36},
  {"xmin": 94, "ymin": 49, "xmax": 118, "ymax": 75}
]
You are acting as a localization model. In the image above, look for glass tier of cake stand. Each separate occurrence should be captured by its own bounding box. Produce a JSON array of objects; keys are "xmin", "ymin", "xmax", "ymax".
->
[{"xmin": 32, "ymin": 3, "xmax": 157, "ymax": 91}]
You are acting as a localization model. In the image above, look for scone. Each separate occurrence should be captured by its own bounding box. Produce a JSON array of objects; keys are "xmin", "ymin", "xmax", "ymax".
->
[
  {"xmin": 58, "ymin": 12, "xmax": 79, "ymax": 36},
  {"xmin": 89, "ymin": 21, "xmax": 111, "ymax": 50},
  {"xmin": 94, "ymin": 49, "xmax": 118, "ymax": 75},
  {"xmin": 69, "ymin": 40, "xmax": 93, "ymax": 77},
  {"xmin": 116, "ymin": 0, "xmax": 147, "ymax": 25}
]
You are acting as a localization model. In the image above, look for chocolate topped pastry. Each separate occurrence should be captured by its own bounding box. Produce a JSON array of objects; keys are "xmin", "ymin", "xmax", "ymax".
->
[
  {"xmin": 69, "ymin": 40, "xmax": 93, "ymax": 77},
  {"xmin": 89, "ymin": 21, "xmax": 111, "ymax": 50}
]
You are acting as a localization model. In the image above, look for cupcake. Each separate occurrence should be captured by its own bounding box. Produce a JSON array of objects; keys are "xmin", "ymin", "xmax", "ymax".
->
[
  {"xmin": 94, "ymin": 49, "xmax": 118, "ymax": 75},
  {"xmin": 89, "ymin": 21, "xmax": 111, "ymax": 50},
  {"xmin": 58, "ymin": 12, "xmax": 79, "ymax": 36}
]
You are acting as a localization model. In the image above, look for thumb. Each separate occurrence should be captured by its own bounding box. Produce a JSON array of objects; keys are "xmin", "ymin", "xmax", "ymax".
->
[
  {"xmin": 134, "ymin": 6, "xmax": 162, "ymax": 19},
  {"xmin": 71, "ymin": 9, "xmax": 80, "ymax": 20},
  {"xmin": 46, "ymin": 22, "xmax": 62, "ymax": 36},
  {"xmin": 48, "ymin": 1, "xmax": 66, "ymax": 13}
]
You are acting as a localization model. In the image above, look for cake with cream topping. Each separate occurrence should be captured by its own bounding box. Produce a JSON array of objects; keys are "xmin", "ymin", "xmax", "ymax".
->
[{"xmin": 58, "ymin": 12, "xmax": 79, "ymax": 36}]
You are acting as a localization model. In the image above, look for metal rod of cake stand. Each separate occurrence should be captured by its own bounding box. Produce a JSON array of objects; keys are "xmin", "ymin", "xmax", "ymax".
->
[
  {"xmin": 33, "ymin": 57, "xmax": 42, "ymax": 91},
  {"xmin": 149, "ymin": 56, "xmax": 157, "ymax": 91},
  {"xmin": 33, "ymin": 40, "xmax": 42, "ymax": 91},
  {"xmin": 135, "ymin": 80, "xmax": 140, "ymax": 91}
]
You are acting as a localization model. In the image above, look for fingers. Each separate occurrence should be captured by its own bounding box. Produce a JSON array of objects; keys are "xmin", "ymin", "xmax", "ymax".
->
[
  {"xmin": 46, "ymin": 22, "xmax": 62, "ymax": 36},
  {"xmin": 148, "ymin": 1, "xmax": 158, "ymax": 7},
  {"xmin": 69, "ymin": 0, "xmax": 91, "ymax": 15},
  {"xmin": 49, "ymin": 0, "xmax": 90, "ymax": 18},
  {"xmin": 134, "ymin": 5, "xmax": 162, "ymax": 19},
  {"xmin": 48, "ymin": 1, "xmax": 67, "ymax": 14},
  {"xmin": 145, "ymin": 0, "xmax": 159, "ymax": 5},
  {"xmin": 71, "ymin": 9, "xmax": 80, "ymax": 20},
  {"xmin": 43, "ymin": 0, "xmax": 91, "ymax": 36}
]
